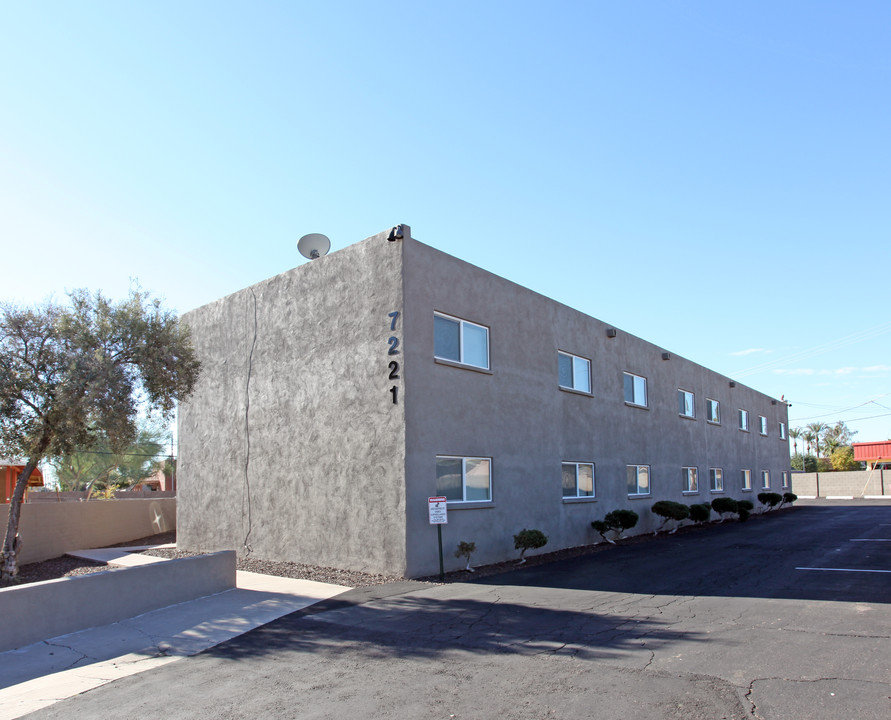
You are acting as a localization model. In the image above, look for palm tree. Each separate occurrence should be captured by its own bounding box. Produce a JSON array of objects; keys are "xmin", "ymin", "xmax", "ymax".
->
[
  {"xmin": 806, "ymin": 421, "xmax": 828, "ymax": 461},
  {"xmin": 789, "ymin": 427, "xmax": 802, "ymax": 457}
]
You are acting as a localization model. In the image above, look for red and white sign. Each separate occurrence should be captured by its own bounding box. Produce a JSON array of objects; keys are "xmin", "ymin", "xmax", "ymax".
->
[{"xmin": 428, "ymin": 496, "xmax": 448, "ymax": 525}]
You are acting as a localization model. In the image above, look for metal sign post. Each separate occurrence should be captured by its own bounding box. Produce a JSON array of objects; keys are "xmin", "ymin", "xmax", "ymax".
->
[{"xmin": 428, "ymin": 496, "xmax": 448, "ymax": 581}]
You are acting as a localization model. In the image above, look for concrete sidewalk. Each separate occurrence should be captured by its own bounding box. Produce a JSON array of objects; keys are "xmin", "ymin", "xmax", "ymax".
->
[{"xmin": 0, "ymin": 568, "xmax": 349, "ymax": 720}]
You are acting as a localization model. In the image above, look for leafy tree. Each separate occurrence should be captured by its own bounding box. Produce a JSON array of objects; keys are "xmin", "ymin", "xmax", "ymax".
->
[
  {"xmin": 791, "ymin": 453, "xmax": 817, "ymax": 472},
  {"xmin": 829, "ymin": 446, "xmax": 861, "ymax": 471},
  {"xmin": 454, "ymin": 540, "xmax": 476, "ymax": 572},
  {"xmin": 1, "ymin": 289, "xmax": 200, "ymax": 582},
  {"xmin": 822, "ymin": 421, "xmax": 856, "ymax": 451},
  {"xmin": 51, "ymin": 418, "xmax": 168, "ymax": 497},
  {"xmin": 513, "ymin": 529, "xmax": 547, "ymax": 563},
  {"xmin": 591, "ymin": 509, "xmax": 639, "ymax": 543},
  {"xmin": 651, "ymin": 500, "xmax": 690, "ymax": 533}
]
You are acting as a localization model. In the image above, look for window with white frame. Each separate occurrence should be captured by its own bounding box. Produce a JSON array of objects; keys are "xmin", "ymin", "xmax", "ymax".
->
[
  {"xmin": 558, "ymin": 352, "xmax": 591, "ymax": 393},
  {"xmin": 782, "ymin": 471, "xmax": 789, "ymax": 488},
  {"xmin": 759, "ymin": 416, "xmax": 768, "ymax": 435},
  {"xmin": 779, "ymin": 422, "xmax": 787, "ymax": 440},
  {"xmin": 682, "ymin": 466, "xmax": 698, "ymax": 493},
  {"xmin": 434, "ymin": 313, "xmax": 489, "ymax": 369},
  {"xmin": 741, "ymin": 469, "xmax": 752, "ymax": 491},
  {"xmin": 707, "ymin": 398, "xmax": 720, "ymax": 424},
  {"xmin": 627, "ymin": 465, "xmax": 650, "ymax": 496},
  {"xmin": 624, "ymin": 372, "xmax": 647, "ymax": 407},
  {"xmin": 435, "ymin": 456, "xmax": 492, "ymax": 503},
  {"xmin": 738, "ymin": 409, "xmax": 749, "ymax": 431},
  {"xmin": 678, "ymin": 389, "xmax": 695, "ymax": 418},
  {"xmin": 709, "ymin": 467, "xmax": 724, "ymax": 492},
  {"xmin": 562, "ymin": 462, "xmax": 595, "ymax": 498},
  {"xmin": 761, "ymin": 470, "xmax": 770, "ymax": 489}
]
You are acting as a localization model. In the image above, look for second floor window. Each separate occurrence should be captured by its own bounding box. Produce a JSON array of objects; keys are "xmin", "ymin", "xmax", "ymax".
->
[
  {"xmin": 678, "ymin": 389, "xmax": 695, "ymax": 418},
  {"xmin": 558, "ymin": 351, "xmax": 591, "ymax": 393},
  {"xmin": 434, "ymin": 312, "xmax": 489, "ymax": 369},
  {"xmin": 624, "ymin": 372, "xmax": 647, "ymax": 407},
  {"xmin": 707, "ymin": 398, "xmax": 720, "ymax": 424}
]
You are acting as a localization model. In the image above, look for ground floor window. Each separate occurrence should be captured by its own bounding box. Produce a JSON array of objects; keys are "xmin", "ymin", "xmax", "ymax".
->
[
  {"xmin": 562, "ymin": 462, "xmax": 595, "ymax": 498},
  {"xmin": 761, "ymin": 470, "xmax": 770, "ymax": 489},
  {"xmin": 741, "ymin": 469, "xmax": 752, "ymax": 491},
  {"xmin": 682, "ymin": 466, "xmax": 698, "ymax": 493},
  {"xmin": 782, "ymin": 471, "xmax": 789, "ymax": 488},
  {"xmin": 627, "ymin": 465, "xmax": 650, "ymax": 496},
  {"xmin": 709, "ymin": 467, "xmax": 724, "ymax": 492},
  {"xmin": 436, "ymin": 456, "xmax": 492, "ymax": 502}
]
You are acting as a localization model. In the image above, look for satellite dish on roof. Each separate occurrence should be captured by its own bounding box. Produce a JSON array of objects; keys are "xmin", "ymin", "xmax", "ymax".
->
[{"xmin": 298, "ymin": 233, "xmax": 331, "ymax": 260}]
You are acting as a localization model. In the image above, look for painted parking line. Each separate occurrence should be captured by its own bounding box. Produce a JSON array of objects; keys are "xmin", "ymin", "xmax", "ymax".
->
[{"xmin": 796, "ymin": 567, "xmax": 891, "ymax": 574}]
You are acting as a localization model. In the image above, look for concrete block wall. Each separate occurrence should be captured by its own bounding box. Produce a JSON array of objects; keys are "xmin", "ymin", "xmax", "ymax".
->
[
  {"xmin": 791, "ymin": 470, "xmax": 889, "ymax": 498},
  {"xmin": 4, "ymin": 498, "xmax": 175, "ymax": 565}
]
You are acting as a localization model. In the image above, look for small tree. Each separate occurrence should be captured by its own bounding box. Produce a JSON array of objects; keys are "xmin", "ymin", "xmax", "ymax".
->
[
  {"xmin": 455, "ymin": 540, "xmax": 476, "ymax": 572},
  {"xmin": 829, "ymin": 447, "xmax": 860, "ymax": 471},
  {"xmin": 591, "ymin": 509, "xmax": 639, "ymax": 544},
  {"xmin": 688, "ymin": 503, "xmax": 712, "ymax": 525},
  {"xmin": 758, "ymin": 492, "xmax": 783, "ymax": 512},
  {"xmin": 1, "ymin": 289, "xmax": 201, "ymax": 582},
  {"xmin": 711, "ymin": 497, "xmax": 739, "ymax": 523},
  {"xmin": 651, "ymin": 500, "xmax": 690, "ymax": 534},
  {"xmin": 513, "ymin": 529, "xmax": 547, "ymax": 563}
]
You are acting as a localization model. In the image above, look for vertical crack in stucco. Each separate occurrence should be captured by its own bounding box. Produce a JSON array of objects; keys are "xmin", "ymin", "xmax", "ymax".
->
[{"xmin": 242, "ymin": 287, "xmax": 258, "ymax": 556}]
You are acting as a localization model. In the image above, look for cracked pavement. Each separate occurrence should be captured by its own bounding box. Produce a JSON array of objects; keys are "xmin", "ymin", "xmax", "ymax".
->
[{"xmin": 20, "ymin": 501, "xmax": 891, "ymax": 719}]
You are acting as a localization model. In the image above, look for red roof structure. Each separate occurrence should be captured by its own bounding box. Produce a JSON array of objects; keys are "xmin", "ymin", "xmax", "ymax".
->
[
  {"xmin": 1, "ymin": 461, "xmax": 45, "ymax": 503},
  {"xmin": 853, "ymin": 441, "xmax": 891, "ymax": 463}
]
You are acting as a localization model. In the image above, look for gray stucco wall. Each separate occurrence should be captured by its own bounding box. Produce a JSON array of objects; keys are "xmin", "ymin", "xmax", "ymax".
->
[
  {"xmin": 402, "ymin": 238, "xmax": 790, "ymax": 576},
  {"xmin": 178, "ymin": 230, "xmax": 407, "ymax": 574}
]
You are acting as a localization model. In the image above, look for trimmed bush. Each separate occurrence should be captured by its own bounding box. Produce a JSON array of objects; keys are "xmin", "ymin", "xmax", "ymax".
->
[
  {"xmin": 736, "ymin": 499, "xmax": 754, "ymax": 523},
  {"xmin": 592, "ymin": 509, "xmax": 639, "ymax": 543},
  {"xmin": 688, "ymin": 502, "xmax": 712, "ymax": 524},
  {"xmin": 651, "ymin": 500, "xmax": 690, "ymax": 533},
  {"xmin": 455, "ymin": 540, "xmax": 476, "ymax": 572},
  {"xmin": 781, "ymin": 492, "xmax": 798, "ymax": 507},
  {"xmin": 758, "ymin": 492, "xmax": 783, "ymax": 511},
  {"xmin": 711, "ymin": 497, "xmax": 739, "ymax": 522},
  {"xmin": 514, "ymin": 529, "xmax": 547, "ymax": 563}
]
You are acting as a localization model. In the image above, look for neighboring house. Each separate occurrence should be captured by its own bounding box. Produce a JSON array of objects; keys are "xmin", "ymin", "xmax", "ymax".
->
[
  {"xmin": 178, "ymin": 226, "xmax": 791, "ymax": 577},
  {"xmin": 1, "ymin": 459, "xmax": 44, "ymax": 504},
  {"xmin": 853, "ymin": 441, "xmax": 891, "ymax": 470}
]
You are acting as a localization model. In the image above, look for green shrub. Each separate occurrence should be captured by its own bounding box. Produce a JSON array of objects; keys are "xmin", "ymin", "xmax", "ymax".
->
[
  {"xmin": 592, "ymin": 509, "xmax": 639, "ymax": 543},
  {"xmin": 688, "ymin": 502, "xmax": 712, "ymax": 524},
  {"xmin": 758, "ymin": 492, "xmax": 783, "ymax": 511},
  {"xmin": 513, "ymin": 529, "xmax": 547, "ymax": 563},
  {"xmin": 781, "ymin": 492, "xmax": 798, "ymax": 506},
  {"xmin": 711, "ymin": 497, "xmax": 739, "ymax": 522},
  {"xmin": 455, "ymin": 540, "xmax": 476, "ymax": 572},
  {"xmin": 651, "ymin": 500, "xmax": 690, "ymax": 534},
  {"xmin": 737, "ymin": 500, "xmax": 754, "ymax": 512},
  {"xmin": 738, "ymin": 507, "xmax": 750, "ymax": 522}
]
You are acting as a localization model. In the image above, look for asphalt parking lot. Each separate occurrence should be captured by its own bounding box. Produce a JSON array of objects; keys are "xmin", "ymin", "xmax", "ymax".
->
[{"xmin": 24, "ymin": 499, "xmax": 891, "ymax": 720}]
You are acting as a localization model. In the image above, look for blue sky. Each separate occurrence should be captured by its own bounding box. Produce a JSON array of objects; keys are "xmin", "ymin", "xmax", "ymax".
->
[{"xmin": 2, "ymin": 1, "xmax": 889, "ymax": 445}]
